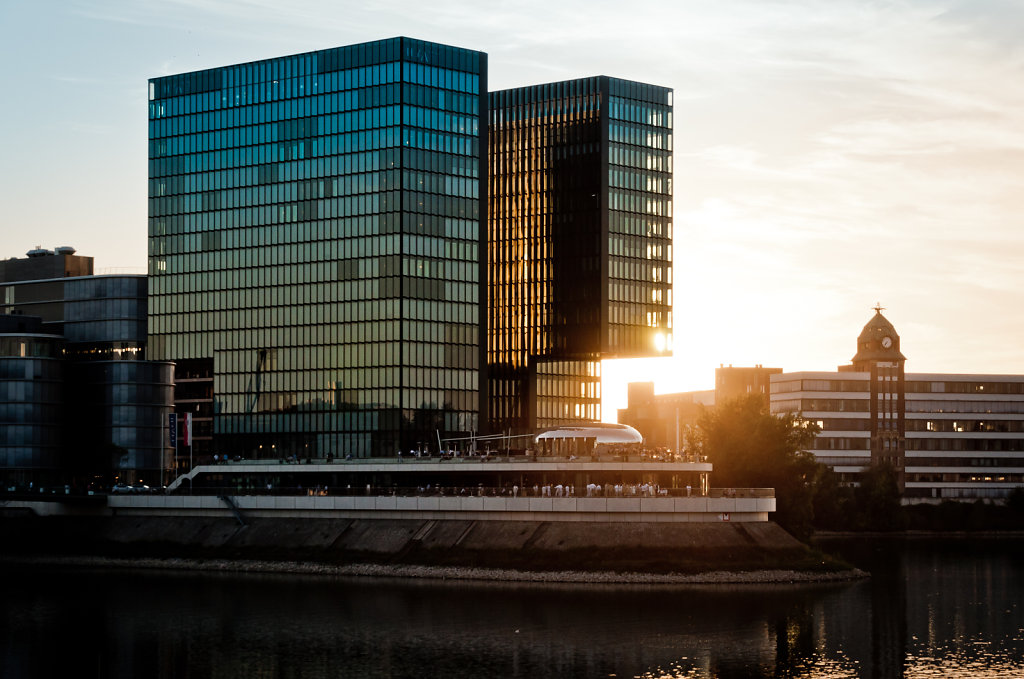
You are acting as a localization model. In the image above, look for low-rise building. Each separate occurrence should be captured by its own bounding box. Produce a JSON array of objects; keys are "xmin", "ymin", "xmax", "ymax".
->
[
  {"xmin": 770, "ymin": 310, "xmax": 1024, "ymax": 501},
  {"xmin": 618, "ymin": 366, "xmax": 779, "ymax": 449},
  {"xmin": 0, "ymin": 248, "xmax": 174, "ymax": 490},
  {"xmin": 617, "ymin": 381, "xmax": 711, "ymax": 450}
]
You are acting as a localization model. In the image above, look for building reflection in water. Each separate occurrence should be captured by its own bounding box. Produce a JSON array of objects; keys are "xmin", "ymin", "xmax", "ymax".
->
[{"xmin": 4, "ymin": 540, "xmax": 1024, "ymax": 678}]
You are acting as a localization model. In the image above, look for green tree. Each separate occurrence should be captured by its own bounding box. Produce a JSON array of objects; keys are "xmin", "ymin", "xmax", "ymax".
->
[
  {"xmin": 853, "ymin": 461, "xmax": 905, "ymax": 531},
  {"xmin": 690, "ymin": 394, "xmax": 822, "ymax": 539}
]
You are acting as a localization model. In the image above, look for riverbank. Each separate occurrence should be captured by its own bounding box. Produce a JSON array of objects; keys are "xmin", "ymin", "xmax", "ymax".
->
[
  {"xmin": 0, "ymin": 554, "xmax": 868, "ymax": 585},
  {"xmin": 1, "ymin": 514, "xmax": 857, "ymax": 576},
  {"xmin": 814, "ymin": 529, "xmax": 1024, "ymax": 539}
]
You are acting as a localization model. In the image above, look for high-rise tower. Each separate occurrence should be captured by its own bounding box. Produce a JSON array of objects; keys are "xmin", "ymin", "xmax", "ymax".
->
[
  {"xmin": 148, "ymin": 38, "xmax": 487, "ymax": 458},
  {"xmin": 487, "ymin": 76, "xmax": 673, "ymax": 433}
]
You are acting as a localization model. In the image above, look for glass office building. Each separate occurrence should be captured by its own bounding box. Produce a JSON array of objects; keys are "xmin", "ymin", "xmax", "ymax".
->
[
  {"xmin": 488, "ymin": 76, "xmax": 673, "ymax": 433},
  {"xmin": 148, "ymin": 38, "xmax": 487, "ymax": 458}
]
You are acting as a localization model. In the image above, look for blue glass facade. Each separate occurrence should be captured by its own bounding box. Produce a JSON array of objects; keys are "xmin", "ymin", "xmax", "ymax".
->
[{"xmin": 148, "ymin": 38, "xmax": 486, "ymax": 458}]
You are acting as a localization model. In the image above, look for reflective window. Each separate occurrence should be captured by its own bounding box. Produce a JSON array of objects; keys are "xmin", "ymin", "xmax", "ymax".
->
[{"xmin": 148, "ymin": 38, "xmax": 485, "ymax": 458}]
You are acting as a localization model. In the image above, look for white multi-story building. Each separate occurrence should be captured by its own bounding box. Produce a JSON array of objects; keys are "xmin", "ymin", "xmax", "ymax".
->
[{"xmin": 770, "ymin": 311, "xmax": 1024, "ymax": 501}]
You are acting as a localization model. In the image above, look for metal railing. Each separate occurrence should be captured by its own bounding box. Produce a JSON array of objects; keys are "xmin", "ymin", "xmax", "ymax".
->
[
  {"xmin": 203, "ymin": 452, "xmax": 710, "ymax": 465},
  {"xmin": 707, "ymin": 487, "xmax": 776, "ymax": 499},
  {"xmin": 165, "ymin": 485, "xmax": 771, "ymax": 499}
]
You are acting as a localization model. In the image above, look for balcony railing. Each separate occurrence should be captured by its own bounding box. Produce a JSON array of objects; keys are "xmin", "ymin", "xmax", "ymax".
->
[{"xmin": 164, "ymin": 485, "xmax": 773, "ymax": 499}]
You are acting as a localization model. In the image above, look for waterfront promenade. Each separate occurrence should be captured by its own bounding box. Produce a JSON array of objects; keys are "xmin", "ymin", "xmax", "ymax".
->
[{"xmin": 2, "ymin": 453, "xmax": 779, "ymax": 522}]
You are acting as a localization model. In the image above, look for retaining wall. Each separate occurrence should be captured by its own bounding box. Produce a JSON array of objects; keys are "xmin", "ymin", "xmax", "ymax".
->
[
  {"xmin": 101, "ymin": 494, "xmax": 772, "ymax": 522},
  {"xmin": 1, "ymin": 513, "xmax": 811, "ymax": 574}
]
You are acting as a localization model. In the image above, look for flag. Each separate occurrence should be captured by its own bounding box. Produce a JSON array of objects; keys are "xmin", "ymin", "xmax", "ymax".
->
[
  {"xmin": 183, "ymin": 412, "xmax": 193, "ymax": 446},
  {"xmin": 168, "ymin": 413, "xmax": 177, "ymax": 448}
]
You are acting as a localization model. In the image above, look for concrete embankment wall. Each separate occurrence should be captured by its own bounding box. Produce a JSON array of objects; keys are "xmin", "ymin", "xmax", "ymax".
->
[
  {"xmin": 1, "ymin": 514, "xmax": 814, "ymax": 573},
  {"xmin": 103, "ymin": 493, "xmax": 773, "ymax": 522}
]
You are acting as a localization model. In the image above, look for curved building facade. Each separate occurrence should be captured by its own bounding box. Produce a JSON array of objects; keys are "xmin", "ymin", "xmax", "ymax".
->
[
  {"xmin": 0, "ymin": 324, "xmax": 64, "ymax": 487},
  {"xmin": 534, "ymin": 423, "xmax": 644, "ymax": 456},
  {"xmin": 64, "ymin": 275, "xmax": 175, "ymax": 485},
  {"xmin": 63, "ymin": 275, "xmax": 148, "ymax": 351},
  {"xmin": 68, "ymin": 360, "xmax": 175, "ymax": 485}
]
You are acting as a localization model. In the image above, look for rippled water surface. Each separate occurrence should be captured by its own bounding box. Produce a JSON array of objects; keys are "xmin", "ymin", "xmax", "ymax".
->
[{"xmin": 3, "ymin": 538, "xmax": 1024, "ymax": 678}]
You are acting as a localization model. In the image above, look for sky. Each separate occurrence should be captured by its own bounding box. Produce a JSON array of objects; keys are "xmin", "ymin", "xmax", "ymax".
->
[{"xmin": 2, "ymin": 0, "xmax": 1023, "ymax": 420}]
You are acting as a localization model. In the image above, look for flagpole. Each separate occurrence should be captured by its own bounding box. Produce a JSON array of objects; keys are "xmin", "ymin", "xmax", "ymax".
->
[
  {"xmin": 184, "ymin": 412, "xmax": 193, "ymax": 494},
  {"xmin": 169, "ymin": 412, "xmax": 178, "ymax": 488}
]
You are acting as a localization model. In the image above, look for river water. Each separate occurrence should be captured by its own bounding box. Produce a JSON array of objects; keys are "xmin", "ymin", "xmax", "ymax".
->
[{"xmin": 3, "ymin": 538, "xmax": 1024, "ymax": 678}]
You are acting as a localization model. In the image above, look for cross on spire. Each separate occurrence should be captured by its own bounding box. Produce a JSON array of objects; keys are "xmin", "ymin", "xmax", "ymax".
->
[{"xmin": 873, "ymin": 303, "xmax": 886, "ymax": 314}]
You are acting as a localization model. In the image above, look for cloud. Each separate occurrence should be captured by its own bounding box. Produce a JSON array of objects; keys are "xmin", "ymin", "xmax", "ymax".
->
[{"xmin": 5, "ymin": 0, "xmax": 1024, "ymax": 386}]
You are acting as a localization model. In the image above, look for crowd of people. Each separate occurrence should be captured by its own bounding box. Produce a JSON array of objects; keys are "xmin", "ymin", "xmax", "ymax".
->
[
  {"xmin": 205, "ymin": 448, "xmax": 707, "ymax": 465},
  {"xmin": 270, "ymin": 481, "xmax": 703, "ymax": 498}
]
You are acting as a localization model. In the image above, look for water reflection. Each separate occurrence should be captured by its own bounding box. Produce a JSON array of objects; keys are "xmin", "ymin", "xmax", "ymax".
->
[{"xmin": 3, "ymin": 539, "xmax": 1024, "ymax": 678}]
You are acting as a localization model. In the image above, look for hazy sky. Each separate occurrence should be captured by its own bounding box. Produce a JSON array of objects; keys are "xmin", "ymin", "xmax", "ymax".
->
[{"xmin": 2, "ymin": 0, "xmax": 1022, "ymax": 418}]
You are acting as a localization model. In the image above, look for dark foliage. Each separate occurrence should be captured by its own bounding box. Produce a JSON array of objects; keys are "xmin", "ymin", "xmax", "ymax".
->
[
  {"xmin": 903, "ymin": 499, "xmax": 1024, "ymax": 531},
  {"xmin": 688, "ymin": 395, "xmax": 821, "ymax": 539},
  {"xmin": 850, "ymin": 461, "xmax": 905, "ymax": 531}
]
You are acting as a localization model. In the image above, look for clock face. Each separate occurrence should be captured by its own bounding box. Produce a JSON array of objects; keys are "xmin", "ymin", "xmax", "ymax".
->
[{"xmin": 881, "ymin": 336, "xmax": 893, "ymax": 349}]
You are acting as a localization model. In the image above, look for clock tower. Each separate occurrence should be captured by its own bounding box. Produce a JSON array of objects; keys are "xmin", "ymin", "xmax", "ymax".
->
[{"xmin": 851, "ymin": 306, "xmax": 907, "ymax": 491}]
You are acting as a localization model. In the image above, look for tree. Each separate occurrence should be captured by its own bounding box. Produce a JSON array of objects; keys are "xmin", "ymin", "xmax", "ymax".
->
[
  {"xmin": 810, "ymin": 464, "xmax": 857, "ymax": 531},
  {"xmin": 1007, "ymin": 487, "xmax": 1024, "ymax": 515},
  {"xmin": 690, "ymin": 394, "xmax": 822, "ymax": 539},
  {"xmin": 850, "ymin": 461, "xmax": 905, "ymax": 531}
]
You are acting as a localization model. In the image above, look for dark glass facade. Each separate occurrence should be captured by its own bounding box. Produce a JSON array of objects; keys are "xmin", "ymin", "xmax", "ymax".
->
[
  {"xmin": 0, "ymin": 320, "xmax": 64, "ymax": 487},
  {"xmin": 64, "ymin": 276, "xmax": 174, "ymax": 483},
  {"xmin": 488, "ymin": 76, "xmax": 673, "ymax": 432},
  {"xmin": 148, "ymin": 38, "xmax": 487, "ymax": 459},
  {"xmin": 66, "ymin": 360, "xmax": 174, "ymax": 484},
  {"xmin": 63, "ymin": 276, "xmax": 148, "ymax": 351}
]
